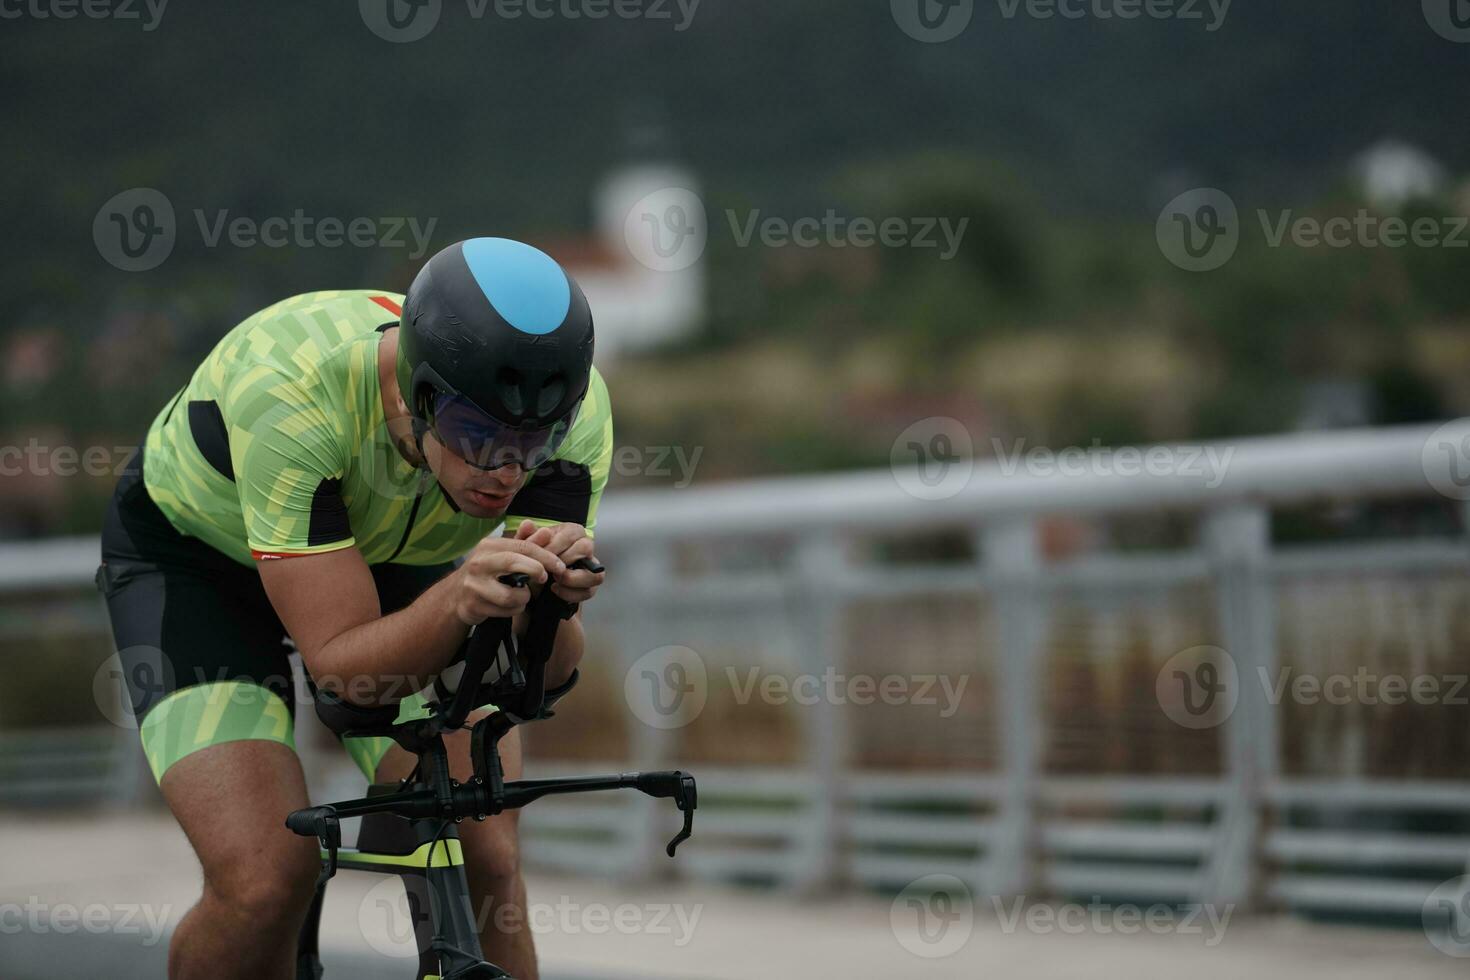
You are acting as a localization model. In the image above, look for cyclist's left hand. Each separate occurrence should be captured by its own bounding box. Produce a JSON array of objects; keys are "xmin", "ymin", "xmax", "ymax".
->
[{"xmin": 512, "ymin": 519, "xmax": 605, "ymax": 604}]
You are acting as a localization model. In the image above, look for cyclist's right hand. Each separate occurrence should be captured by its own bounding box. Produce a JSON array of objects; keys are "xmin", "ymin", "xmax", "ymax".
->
[{"xmin": 452, "ymin": 537, "xmax": 566, "ymax": 625}]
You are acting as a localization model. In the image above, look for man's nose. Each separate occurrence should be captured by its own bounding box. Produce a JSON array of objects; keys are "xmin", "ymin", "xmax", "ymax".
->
[{"xmin": 490, "ymin": 462, "xmax": 523, "ymax": 486}]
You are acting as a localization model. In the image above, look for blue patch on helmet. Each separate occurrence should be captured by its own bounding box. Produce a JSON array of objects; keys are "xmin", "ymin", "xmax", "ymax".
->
[{"xmin": 460, "ymin": 237, "xmax": 571, "ymax": 336}]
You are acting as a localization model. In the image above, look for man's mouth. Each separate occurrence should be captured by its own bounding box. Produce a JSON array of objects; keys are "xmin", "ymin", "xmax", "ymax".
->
[{"xmin": 468, "ymin": 487, "xmax": 514, "ymax": 509}]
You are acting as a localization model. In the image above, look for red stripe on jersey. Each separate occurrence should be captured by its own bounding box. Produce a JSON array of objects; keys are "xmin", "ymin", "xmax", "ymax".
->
[
  {"xmin": 251, "ymin": 550, "xmax": 311, "ymax": 561},
  {"xmin": 371, "ymin": 295, "xmax": 402, "ymax": 316}
]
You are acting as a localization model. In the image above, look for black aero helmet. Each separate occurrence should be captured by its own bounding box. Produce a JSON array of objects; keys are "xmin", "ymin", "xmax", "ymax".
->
[{"xmin": 396, "ymin": 238, "xmax": 595, "ymax": 470}]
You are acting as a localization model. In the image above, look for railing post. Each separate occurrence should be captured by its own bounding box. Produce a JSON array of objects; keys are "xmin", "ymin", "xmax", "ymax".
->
[
  {"xmin": 615, "ymin": 540, "xmax": 680, "ymax": 878},
  {"xmin": 1200, "ymin": 504, "xmax": 1274, "ymax": 911},
  {"xmin": 980, "ymin": 518, "xmax": 1042, "ymax": 899},
  {"xmin": 789, "ymin": 530, "xmax": 849, "ymax": 892}
]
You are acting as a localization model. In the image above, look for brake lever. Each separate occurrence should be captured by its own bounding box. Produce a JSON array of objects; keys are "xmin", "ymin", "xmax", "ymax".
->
[
  {"xmin": 667, "ymin": 773, "xmax": 697, "ymax": 857},
  {"xmin": 634, "ymin": 771, "xmax": 698, "ymax": 857}
]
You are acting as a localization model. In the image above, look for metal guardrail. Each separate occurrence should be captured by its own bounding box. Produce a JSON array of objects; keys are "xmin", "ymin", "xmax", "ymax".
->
[{"xmin": 3, "ymin": 422, "xmax": 1470, "ymax": 916}]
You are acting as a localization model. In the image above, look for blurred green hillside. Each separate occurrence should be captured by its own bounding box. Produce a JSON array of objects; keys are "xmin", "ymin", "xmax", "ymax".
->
[{"xmin": 4, "ymin": 2, "xmax": 1470, "ymax": 534}]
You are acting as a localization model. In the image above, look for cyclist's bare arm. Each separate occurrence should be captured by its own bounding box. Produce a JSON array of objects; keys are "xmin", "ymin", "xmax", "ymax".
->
[{"xmin": 258, "ymin": 535, "xmax": 564, "ymax": 705}]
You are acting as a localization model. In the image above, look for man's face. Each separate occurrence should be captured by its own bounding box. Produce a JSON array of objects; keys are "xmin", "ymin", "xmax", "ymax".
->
[{"xmin": 422, "ymin": 432, "xmax": 527, "ymax": 518}]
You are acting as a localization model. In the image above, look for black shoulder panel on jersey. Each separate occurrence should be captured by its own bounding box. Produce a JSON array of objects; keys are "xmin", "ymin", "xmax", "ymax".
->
[
  {"xmin": 188, "ymin": 400, "xmax": 235, "ymax": 481},
  {"xmin": 508, "ymin": 460, "xmax": 591, "ymax": 525},
  {"xmin": 307, "ymin": 478, "xmax": 352, "ymax": 547}
]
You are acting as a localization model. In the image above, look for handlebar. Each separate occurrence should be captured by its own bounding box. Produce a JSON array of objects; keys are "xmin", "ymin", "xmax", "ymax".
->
[{"xmin": 438, "ymin": 556, "xmax": 603, "ymax": 733}]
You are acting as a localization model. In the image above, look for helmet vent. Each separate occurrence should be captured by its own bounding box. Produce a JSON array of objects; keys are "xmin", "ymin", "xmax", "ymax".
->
[
  {"xmin": 537, "ymin": 377, "xmax": 568, "ymax": 416},
  {"xmin": 497, "ymin": 367, "xmax": 524, "ymax": 415}
]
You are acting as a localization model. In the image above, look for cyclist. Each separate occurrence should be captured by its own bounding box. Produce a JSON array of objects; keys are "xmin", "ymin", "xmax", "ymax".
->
[{"xmin": 97, "ymin": 237, "xmax": 611, "ymax": 980}]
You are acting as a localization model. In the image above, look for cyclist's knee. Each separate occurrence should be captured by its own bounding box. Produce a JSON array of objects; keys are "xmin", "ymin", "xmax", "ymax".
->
[
  {"xmin": 466, "ymin": 818, "xmax": 522, "ymax": 882},
  {"xmin": 204, "ymin": 842, "xmax": 320, "ymax": 925}
]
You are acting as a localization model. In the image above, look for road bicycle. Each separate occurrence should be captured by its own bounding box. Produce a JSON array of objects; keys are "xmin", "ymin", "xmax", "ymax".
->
[{"xmin": 287, "ymin": 560, "xmax": 698, "ymax": 979}]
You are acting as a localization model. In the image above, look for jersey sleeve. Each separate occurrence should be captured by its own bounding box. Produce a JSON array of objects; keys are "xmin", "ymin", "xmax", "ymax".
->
[
  {"xmin": 224, "ymin": 366, "xmax": 356, "ymax": 560},
  {"xmin": 502, "ymin": 368, "xmax": 613, "ymax": 536}
]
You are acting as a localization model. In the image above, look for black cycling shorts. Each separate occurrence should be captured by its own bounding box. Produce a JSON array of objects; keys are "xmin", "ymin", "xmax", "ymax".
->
[{"xmin": 98, "ymin": 451, "xmax": 453, "ymax": 783}]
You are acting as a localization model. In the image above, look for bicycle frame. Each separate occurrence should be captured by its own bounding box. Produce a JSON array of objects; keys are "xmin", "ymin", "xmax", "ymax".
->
[{"xmin": 288, "ymin": 565, "xmax": 697, "ymax": 980}]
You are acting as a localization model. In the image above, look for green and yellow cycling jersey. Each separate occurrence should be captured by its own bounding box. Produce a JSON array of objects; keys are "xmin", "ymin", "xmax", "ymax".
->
[{"xmin": 142, "ymin": 289, "xmax": 612, "ymax": 565}]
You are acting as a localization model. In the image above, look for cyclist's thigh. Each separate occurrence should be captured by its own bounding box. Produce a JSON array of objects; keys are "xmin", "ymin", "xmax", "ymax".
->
[
  {"xmin": 100, "ymin": 462, "xmax": 299, "ymax": 784},
  {"xmin": 161, "ymin": 739, "xmax": 319, "ymax": 897}
]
